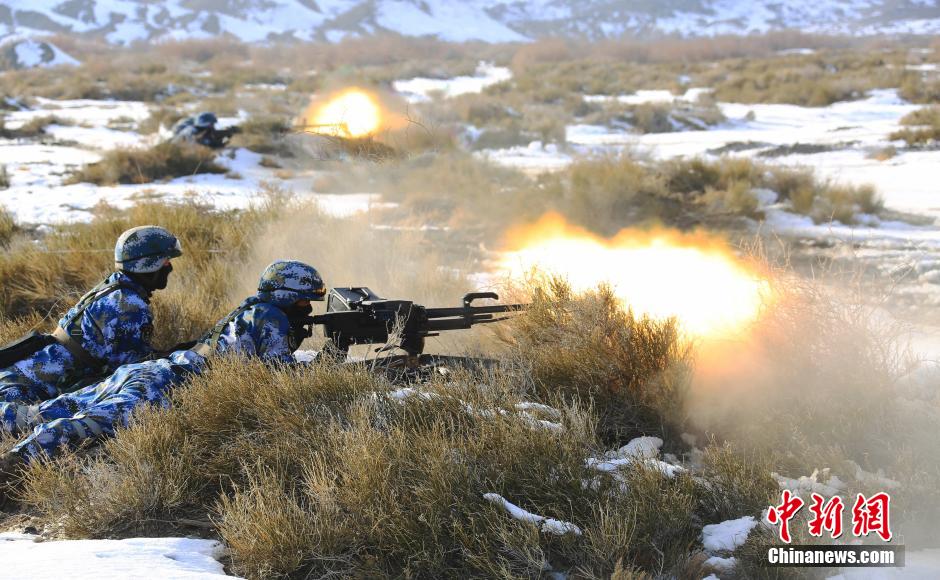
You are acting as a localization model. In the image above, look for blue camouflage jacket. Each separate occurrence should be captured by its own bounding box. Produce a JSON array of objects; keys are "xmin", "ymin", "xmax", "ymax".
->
[
  {"xmin": 211, "ymin": 296, "xmax": 295, "ymax": 364},
  {"xmin": 8, "ymin": 272, "xmax": 155, "ymax": 390}
]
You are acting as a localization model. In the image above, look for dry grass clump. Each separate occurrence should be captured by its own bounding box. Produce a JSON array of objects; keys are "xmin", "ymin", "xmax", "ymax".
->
[
  {"xmin": 501, "ymin": 279, "xmax": 691, "ymax": 444},
  {"xmin": 555, "ymin": 156, "xmax": 683, "ymax": 233},
  {"xmin": 67, "ymin": 142, "xmax": 226, "ymax": 185},
  {"xmin": 0, "ymin": 115, "xmax": 70, "ymax": 139},
  {"xmin": 446, "ymin": 90, "xmax": 570, "ymax": 147},
  {"xmin": 705, "ymin": 51, "xmax": 905, "ymax": 106},
  {"xmin": 0, "ymin": 166, "xmax": 8, "ymax": 191},
  {"xmin": 0, "ymin": 205, "xmax": 14, "ymax": 245},
  {"xmin": 529, "ymin": 155, "xmax": 882, "ymax": 231},
  {"xmin": 0, "ymin": 58, "xmax": 193, "ymax": 102},
  {"xmin": 580, "ymin": 99, "xmax": 726, "ymax": 134},
  {"xmin": 662, "ymin": 157, "xmax": 882, "ymax": 224},
  {"xmin": 229, "ymin": 115, "xmax": 292, "ymax": 156},
  {"xmin": 899, "ymin": 74, "xmax": 940, "ymax": 104},
  {"xmin": 890, "ymin": 106, "xmax": 940, "ymax": 146}
]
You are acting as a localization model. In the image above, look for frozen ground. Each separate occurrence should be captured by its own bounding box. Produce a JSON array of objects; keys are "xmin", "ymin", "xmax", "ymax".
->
[
  {"xmin": 393, "ymin": 62, "xmax": 511, "ymax": 103},
  {"xmin": 0, "ymin": 533, "xmax": 237, "ymax": 579}
]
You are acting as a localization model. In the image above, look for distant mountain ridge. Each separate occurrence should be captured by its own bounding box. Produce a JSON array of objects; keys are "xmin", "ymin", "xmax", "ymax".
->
[{"xmin": 1, "ymin": 0, "xmax": 939, "ymax": 45}]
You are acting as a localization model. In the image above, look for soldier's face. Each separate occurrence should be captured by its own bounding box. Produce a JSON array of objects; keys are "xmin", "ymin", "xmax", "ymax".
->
[{"xmin": 151, "ymin": 261, "xmax": 173, "ymax": 290}]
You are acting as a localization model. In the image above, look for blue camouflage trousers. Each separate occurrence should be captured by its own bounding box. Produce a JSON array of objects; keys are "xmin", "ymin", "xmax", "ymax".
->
[
  {"xmin": 0, "ymin": 351, "xmax": 205, "ymax": 461},
  {"xmin": 0, "ymin": 367, "xmax": 59, "ymax": 404}
]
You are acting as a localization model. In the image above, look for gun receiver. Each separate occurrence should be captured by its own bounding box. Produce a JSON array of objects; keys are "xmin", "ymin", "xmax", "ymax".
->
[{"xmin": 309, "ymin": 287, "xmax": 526, "ymax": 357}]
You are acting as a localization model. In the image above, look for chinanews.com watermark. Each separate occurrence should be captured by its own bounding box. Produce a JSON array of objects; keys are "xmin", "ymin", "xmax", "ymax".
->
[
  {"xmin": 765, "ymin": 545, "xmax": 904, "ymax": 567},
  {"xmin": 762, "ymin": 490, "xmax": 905, "ymax": 568}
]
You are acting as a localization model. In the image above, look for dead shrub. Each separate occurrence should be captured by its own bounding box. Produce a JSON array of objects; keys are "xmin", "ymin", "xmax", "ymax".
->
[
  {"xmin": 562, "ymin": 156, "xmax": 676, "ymax": 232},
  {"xmin": 501, "ymin": 279, "xmax": 691, "ymax": 444},
  {"xmin": 67, "ymin": 142, "xmax": 226, "ymax": 185},
  {"xmin": 229, "ymin": 115, "xmax": 293, "ymax": 156},
  {"xmin": 0, "ymin": 205, "xmax": 14, "ymax": 246},
  {"xmin": 890, "ymin": 106, "xmax": 940, "ymax": 145}
]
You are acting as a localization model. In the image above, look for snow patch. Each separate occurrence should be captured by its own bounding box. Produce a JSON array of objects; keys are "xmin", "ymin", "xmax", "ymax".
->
[
  {"xmin": 583, "ymin": 87, "xmax": 712, "ymax": 105},
  {"xmin": 0, "ymin": 534, "xmax": 235, "ymax": 579},
  {"xmin": 394, "ymin": 63, "xmax": 512, "ymax": 103},
  {"xmin": 586, "ymin": 436, "xmax": 685, "ymax": 478},
  {"xmin": 1, "ymin": 36, "xmax": 78, "ymax": 69},
  {"xmin": 773, "ymin": 469, "xmax": 846, "ymax": 496},
  {"xmin": 701, "ymin": 516, "xmax": 759, "ymax": 552},
  {"xmin": 483, "ymin": 493, "xmax": 582, "ymax": 536}
]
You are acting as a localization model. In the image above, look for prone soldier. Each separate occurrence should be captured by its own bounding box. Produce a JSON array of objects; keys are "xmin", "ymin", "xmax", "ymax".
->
[
  {"xmin": 0, "ymin": 259, "xmax": 326, "ymax": 469},
  {"xmin": 193, "ymin": 259, "xmax": 326, "ymax": 362},
  {"xmin": 0, "ymin": 226, "xmax": 182, "ymax": 404},
  {"xmin": 171, "ymin": 112, "xmax": 240, "ymax": 149}
]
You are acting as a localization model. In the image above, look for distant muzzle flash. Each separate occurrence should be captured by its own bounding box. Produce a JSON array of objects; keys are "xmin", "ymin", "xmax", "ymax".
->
[
  {"xmin": 496, "ymin": 213, "xmax": 773, "ymax": 338},
  {"xmin": 303, "ymin": 88, "xmax": 382, "ymax": 138}
]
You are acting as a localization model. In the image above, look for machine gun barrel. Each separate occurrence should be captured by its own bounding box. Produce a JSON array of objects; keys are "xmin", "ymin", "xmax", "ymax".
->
[{"xmin": 425, "ymin": 304, "xmax": 527, "ymax": 318}]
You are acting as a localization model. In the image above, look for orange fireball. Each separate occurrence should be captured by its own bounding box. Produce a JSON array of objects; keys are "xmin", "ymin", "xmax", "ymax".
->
[
  {"xmin": 497, "ymin": 213, "xmax": 773, "ymax": 338},
  {"xmin": 303, "ymin": 89, "xmax": 382, "ymax": 137}
]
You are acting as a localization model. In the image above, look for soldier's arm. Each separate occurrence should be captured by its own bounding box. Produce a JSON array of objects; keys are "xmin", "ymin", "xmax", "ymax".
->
[{"xmin": 255, "ymin": 315, "xmax": 296, "ymax": 364}]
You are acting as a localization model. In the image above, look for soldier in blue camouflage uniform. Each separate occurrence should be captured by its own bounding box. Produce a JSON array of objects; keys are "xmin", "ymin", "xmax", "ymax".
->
[
  {"xmin": 171, "ymin": 112, "xmax": 237, "ymax": 149},
  {"xmin": 195, "ymin": 260, "xmax": 327, "ymax": 363},
  {"xmin": 0, "ymin": 260, "xmax": 326, "ymax": 468},
  {"xmin": 0, "ymin": 226, "xmax": 182, "ymax": 404}
]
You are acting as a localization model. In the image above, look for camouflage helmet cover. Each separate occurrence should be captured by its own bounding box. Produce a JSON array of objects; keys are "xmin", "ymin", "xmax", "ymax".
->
[
  {"xmin": 115, "ymin": 226, "xmax": 183, "ymax": 273},
  {"xmin": 194, "ymin": 112, "xmax": 218, "ymax": 129},
  {"xmin": 257, "ymin": 260, "xmax": 326, "ymax": 306}
]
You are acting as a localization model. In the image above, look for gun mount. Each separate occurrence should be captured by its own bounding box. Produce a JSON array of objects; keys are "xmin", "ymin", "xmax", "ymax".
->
[{"xmin": 309, "ymin": 287, "xmax": 526, "ymax": 358}]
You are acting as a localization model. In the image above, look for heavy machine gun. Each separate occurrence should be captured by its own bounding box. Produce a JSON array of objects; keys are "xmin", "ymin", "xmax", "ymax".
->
[{"xmin": 307, "ymin": 287, "xmax": 526, "ymax": 360}]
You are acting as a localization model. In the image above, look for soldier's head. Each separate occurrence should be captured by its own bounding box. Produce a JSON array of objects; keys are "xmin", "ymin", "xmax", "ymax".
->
[
  {"xmin": 115, "ymin": 226, "xmax": 183, "ymax": 291},
  {"xmin": 257, "ymin": 260, "xmax": 326, "ymax": 313},
  {"xmin": 194, "ymin": 112, "xmax": 218, "ymax": 130}
]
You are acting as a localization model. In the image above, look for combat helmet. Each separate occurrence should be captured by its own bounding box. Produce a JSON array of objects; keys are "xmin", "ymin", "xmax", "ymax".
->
[
  {"xmin": 115, "ymin": 226, "xmax": 183, "ymax": 273},
  {"xmin": 194, "ymin": 112, "xmax": 218, "ymax": 129},
  {"xmin": 257, "ymin": 260, "xmax": 326, "ymax": 307}
]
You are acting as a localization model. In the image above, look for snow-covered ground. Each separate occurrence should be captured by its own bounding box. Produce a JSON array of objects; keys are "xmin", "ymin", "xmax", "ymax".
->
[
  {"xmin": 0, "ymin": 533, "xmax": 237, "ymax": 579},
  {"xmin": 393, "ymin": 62, "xmax": 511, "ymax": 103},
  {"xmin": 492, "ymin": 89, "xmax": 931, "ymax": 214}
]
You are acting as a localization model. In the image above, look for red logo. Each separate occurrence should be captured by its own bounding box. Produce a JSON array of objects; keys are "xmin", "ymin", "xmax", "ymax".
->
[
  {"xmin": 852, "ymin": 492, "xmax": 892, "ymax": 542},
  {"xmin": 767, "ymin": 490, "xmax": 805, "ymax": 543},
  {"xmin": 808, "ymin": 493, "xmax": 845, "ymax": 539},
  {"xmin": 767, "ymin": 491, "xmax": 892, "ymax": 543}
]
